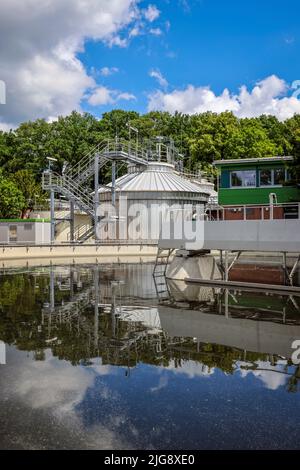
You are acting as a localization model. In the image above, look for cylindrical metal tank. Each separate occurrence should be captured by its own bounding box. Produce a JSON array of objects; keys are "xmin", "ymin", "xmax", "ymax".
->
[{"xmin": 99, "ymin": 162, "xmax": 210, "ymax": 242}]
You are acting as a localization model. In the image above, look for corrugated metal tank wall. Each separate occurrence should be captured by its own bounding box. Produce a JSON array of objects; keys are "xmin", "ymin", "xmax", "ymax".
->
[{"xmin": 99, "ymin": 162, "xmax": 210, "ymax": 242}]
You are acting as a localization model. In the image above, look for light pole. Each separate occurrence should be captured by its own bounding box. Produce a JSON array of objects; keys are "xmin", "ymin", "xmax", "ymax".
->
[
  {"xmin": 46, "ymin": 157, "xmax": 57, "ymax": 243},
  {"xmin": 126, "ymin": 122, "xmax": 139, "ymax": 156}
]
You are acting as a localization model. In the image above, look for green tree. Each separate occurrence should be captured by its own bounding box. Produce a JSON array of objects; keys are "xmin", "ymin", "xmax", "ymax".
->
[
  {"xmin": 12, "ymin": 169, "xmax": 45, "ymax": 218},
  {"xmin": 0, "ymin": 173, "xmax": 25, "ymax": 218}
]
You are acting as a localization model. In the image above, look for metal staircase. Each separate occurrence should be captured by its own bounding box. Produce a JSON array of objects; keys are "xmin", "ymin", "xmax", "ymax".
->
[
  {"xmin": 65, "ymin": 139, "xmax": 149, "ymax": 185},
  {"xmin": 43, "ymin": 172, "xmax": 95, "ymax": 217},
  {"xmin": 42, "ymin": 138, "xmax": 183, "ymax": 243}
]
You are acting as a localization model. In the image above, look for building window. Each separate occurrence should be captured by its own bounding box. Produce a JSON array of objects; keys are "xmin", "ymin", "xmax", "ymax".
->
[
  {"xmin": 274, "ymin": 168, "xmax": 285, "ymax": 185},
  {"xmin": 259, "ymin": 168, "xmax": 286, "ymax": 187},
  {"xmin": 231, "ymin": 170, "xmax": 256, "ymax": 188},
  {"xmin": 259, "ymin": 169, "xmax": 272, "ymax": 186},
  {"xmin": 9, "ymin": 225, "xmax": 17, "ymax": 243}
]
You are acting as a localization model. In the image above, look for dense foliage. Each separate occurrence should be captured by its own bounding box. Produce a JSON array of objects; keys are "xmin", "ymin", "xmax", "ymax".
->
[{"xmin": 0, "ymin": 110, "xmax": 299, "ymax": 217}]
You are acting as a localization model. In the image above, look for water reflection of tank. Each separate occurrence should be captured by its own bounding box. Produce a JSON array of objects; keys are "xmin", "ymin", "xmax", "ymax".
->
[
  {"xmin": 100, "ymin": 264, "xmax": 158, "ymax": 300},
  {"xmin": 167, "ymin": 279, "xmax": 218, "ymax": 304},
  {"xmin": 99, "ymin": 162, "xmax": 210, "ymax": 241}
]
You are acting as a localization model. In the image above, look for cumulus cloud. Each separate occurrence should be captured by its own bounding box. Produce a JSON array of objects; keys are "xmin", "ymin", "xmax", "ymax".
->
[
  {"xmin": 0, "ymin": 0, "xmax": 140, "ymax": 130},
  {"xmin": 165, "ymin": 359, "xmax": 215, "ymax": 378},
  {"xmin": 148, "ymin": 75, "xmax": 300, "ymax": 121},
  {"xmin": 238, "ymin": 360, "xmax": 289, "ymax": 391},
  {"xmin": 88, "ymin": 86, "xmax": 115, "ymax": 106},
  {"xmin": 88, "ymin": 86, "xmax": 136, "ymax": 106},
  {"xmin": 149, "ymin": 69, "xmax": 168, "ymax": 89},
  {"xmin": 100, "ymin": 67, "xmax": 119, "ymax": 77},
  {"xmin": 117, "ymin": 92, "xmax": 136, "ymax": 101},
  {"xmin": 144, "ymin": 5, "xmax": 161, "ymax": 22}
]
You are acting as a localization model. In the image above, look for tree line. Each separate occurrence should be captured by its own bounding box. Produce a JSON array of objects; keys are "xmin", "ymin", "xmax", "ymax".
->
[{"xmin": 0, "ymin": 109, "xmax": 300, "ymax": 218}]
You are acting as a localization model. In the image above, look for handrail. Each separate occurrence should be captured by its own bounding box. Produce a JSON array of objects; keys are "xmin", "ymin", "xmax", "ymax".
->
[
  {"xmin": 43, "ymin": 172, "xmax": 94, "ymax": 216},
  {"xmin": 64, "ymin": 138, "xmax": 185, "ymax": 185},
  {"xmin": 205, "ymin": 202, "xmax": 300, "ymax": 221}
]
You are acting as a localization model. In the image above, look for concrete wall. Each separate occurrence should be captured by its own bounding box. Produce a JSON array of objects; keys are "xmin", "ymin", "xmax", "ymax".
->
[{"xmin": 0, "ymin": 243, "xmax": 158, "ymax": 262}]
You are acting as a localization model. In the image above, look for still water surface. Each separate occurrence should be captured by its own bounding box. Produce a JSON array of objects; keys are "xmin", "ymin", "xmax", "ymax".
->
[{"xmin": 0, "ymin": 263, "xmax": 300, "ymax": 450}]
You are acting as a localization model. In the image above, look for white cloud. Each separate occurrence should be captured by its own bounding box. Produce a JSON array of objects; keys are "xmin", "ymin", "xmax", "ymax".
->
[
  {"xmin": 144, "ymin": 4, "xmax": 161, "ymax": 22},
  {"xmin": 148, "ymin": 75, "xmax": 300, "ymax": 121},
  {"xmin": 0, "ymin": 0, "xmax": 141, "ymax": 129},
  {"xmin": 129, "ymin": 25, "xmax": 142, "ymax": 38},
  {"xmin": 100, "ymin": 67, "xmax": 119, "ymax": 77},
  {"xmin": 117, "ymin": 92, "xmax": 136, "ymax": 101},
  {"xmin": 149, "ymin": 68, "xmax": 168, "ymax": 89},
  {"xmin": 238, "ymin": 360, "xmax": 289, "ymax": 391},
  {"xmin": 88, "ymin": 86, "xmax": 136, "ymax": 106},
  {"xmin": 88, "ymin": 86, "xmax": 114, "ymax": 106},
  {"xmin": 164, "ymin": 359, "xmax": 215, "ymax": 378},
  {"xmin": 4, "ymin": 348, "xmax": 133, "ymax": 449}
]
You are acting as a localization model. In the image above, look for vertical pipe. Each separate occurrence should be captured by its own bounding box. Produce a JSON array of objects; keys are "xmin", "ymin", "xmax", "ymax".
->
[
  {"xmin": 50, "ymin": 189, "xmax": 55, "ymax": 243},
  {"xmin": 111, "ymin": 161, "xmax": 116, "ymax": 207},
  {"xmin": 111, "ymin": 283, "xmax": 116, "ymax": 338},
  {"xmin": 225, "ymin": 289, "xmax": 229, "ymax": 319},
  {"xmin": 220, "ymin": 250, "xmax": 223, "ymax": 277},
  {"xmin": 94, "ymin": 153, "xmax": 99, "ymax": 241},
  {"xmin": 283, "ymin": 252, "xmax": 287, "ymax": 285},
  {"xmin": 225, "ymin": 251, "xmax": 229, "ymax": 282},
  {"xmin": 94, "ymin": 267, "xmax": 99, "ymax": 349},
  {"xmin": 70, "ymin": 267, "xmax": 74, "ymax": 301},
  {"xmin": 50, "ymin": 264, "xmax": 55, "ymax": 312},
  {"xmin": 70, "ymin": 199, "xmax": 75, "ymax": 243}
]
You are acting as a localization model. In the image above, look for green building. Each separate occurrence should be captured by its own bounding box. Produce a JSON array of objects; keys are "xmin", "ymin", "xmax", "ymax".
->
[{"xmin": 213, "ymin": 156, "xmax": 300, "ymax": 219}]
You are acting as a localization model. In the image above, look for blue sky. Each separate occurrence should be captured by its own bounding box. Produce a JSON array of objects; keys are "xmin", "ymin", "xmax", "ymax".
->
[
  {"xmin": 1, "ymin": 0, "xmax": 300, "ymax": 129},
  {"xmin": 80, "ymin": 0, "xmax": 300, "ymax": 117}
]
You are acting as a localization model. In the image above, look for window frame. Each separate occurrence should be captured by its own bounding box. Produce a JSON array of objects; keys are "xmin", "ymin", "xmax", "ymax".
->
[
  {"xmin": 230, "ymin": 170, "xmax": 257, "ymax": 189},
  {"xmin": 259, "ymin": 167, "xmax": 287, "ymax": 188}
]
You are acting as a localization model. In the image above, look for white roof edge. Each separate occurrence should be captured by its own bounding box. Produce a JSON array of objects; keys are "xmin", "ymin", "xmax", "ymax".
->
[{"xmin": 213, "ymin": 156, "xmax": 294, "ymax": 165}]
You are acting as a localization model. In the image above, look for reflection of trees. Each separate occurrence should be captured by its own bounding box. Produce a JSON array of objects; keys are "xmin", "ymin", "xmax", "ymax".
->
[
  {"xmin": 286, "ymin": 366, "xmax": 300, "ymax": 393},
  {"xmin": 0, "ymin": 266, "xmax": 299, "ymax": 392}
]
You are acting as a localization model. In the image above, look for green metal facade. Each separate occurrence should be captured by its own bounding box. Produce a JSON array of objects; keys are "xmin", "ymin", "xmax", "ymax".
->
[{"xmin": 216, "ymin": 160, "xmax": 300, "ymax": 205}]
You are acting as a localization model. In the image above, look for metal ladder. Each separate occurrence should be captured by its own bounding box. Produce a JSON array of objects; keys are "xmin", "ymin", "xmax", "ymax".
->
[{"xmin": 153, "ymin": 248, "xmax": 175, "ymax": 302}]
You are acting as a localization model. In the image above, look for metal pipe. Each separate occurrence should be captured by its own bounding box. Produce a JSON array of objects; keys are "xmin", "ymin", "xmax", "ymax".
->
[
  {"xmin": 225, "ymin": 251, "xmax": 229, "ymax": 281},
  {"xmin": 111, "ymin": 161, "xmax": 116, "ymax": 207},
  {"xmin": 94, "ymin": 153, "xmax": 99, "ymax": 241},
  {"xmin": 70, "ymin": 199, "xmax": 75, "ymax": 242},
  {"xmin": 94, "ymin": 267, "xmax": 99, "ymax": 349},
  {"xmin": 50, "ymin": 189, "xmax": 55, "ymax": 243}
]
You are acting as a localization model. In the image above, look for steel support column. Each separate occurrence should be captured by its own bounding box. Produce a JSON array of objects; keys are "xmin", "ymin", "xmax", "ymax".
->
[
  {"xmin": 94, "ymin": 153, "xmax": 99, "ymax": 241},
  {"xmin": 224, "ymin": 251, "xmax": 229, "ymax": 281},
  {"xmin": 50, "ymin": 189, "xmax": 55, "ymax": 243},
  {"xmin": 70, "ymin": 199, "xmax": 75, "ymax": 243},
  {"xmin": 111, "ymin": 160, "xmax": 116, "ymax": 207}
]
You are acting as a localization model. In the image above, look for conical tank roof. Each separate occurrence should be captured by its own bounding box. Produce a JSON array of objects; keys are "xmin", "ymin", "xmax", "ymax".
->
[{"xmin": 99, "ymin": 162, "xmax": 210, "ymax": 195}]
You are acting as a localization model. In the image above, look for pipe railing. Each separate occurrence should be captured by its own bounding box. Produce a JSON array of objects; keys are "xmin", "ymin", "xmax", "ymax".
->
[{"xmin": 206, "ymin": 202, "xmax": 300, "ymax": 221}]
